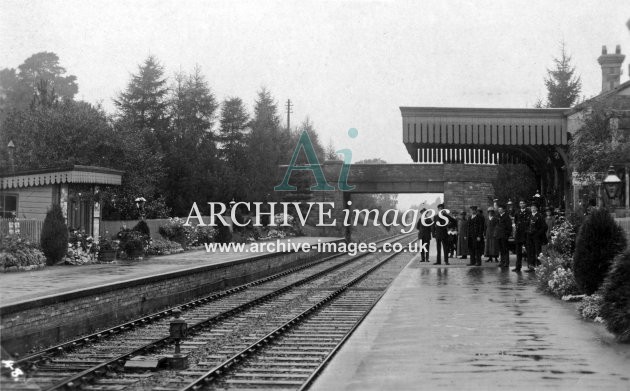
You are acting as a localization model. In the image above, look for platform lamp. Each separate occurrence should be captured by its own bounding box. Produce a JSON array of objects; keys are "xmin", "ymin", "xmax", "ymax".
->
[
  {"xmin": 603, "ymin": 166, "xmax": 622, "ymax": 202},
  {"xmin": 167, "ymin": 309, "xmax": 189, "ymax": 369},
  {"xmin": 7, "ymin": 140, "xmax": 15, "ymax": 173},
  {"xmin": 134, "ymin": 197, "xmax": 146, "ymax": 220}
]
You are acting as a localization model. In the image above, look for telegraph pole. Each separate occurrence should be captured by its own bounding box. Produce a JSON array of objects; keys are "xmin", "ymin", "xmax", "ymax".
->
[{"xmin": 286, "ymin": 99, "xmax": 293, "ymax": 130}]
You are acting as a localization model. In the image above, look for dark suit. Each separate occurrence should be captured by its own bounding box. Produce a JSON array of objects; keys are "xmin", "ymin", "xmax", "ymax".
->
[
  {"xmin": 495, "ymin": 212, "xmax": 512, "ymax": 267},
  {"xmin": 432, "ymin": 214, "xmax": 452, "ymax": 264},
  {"xmin": 526, "ymin": 212, "xmax": 547, "ymax": 269},
  {"xmin": 416, "ymin": 217, "xmax": 433, "ymax": 262},
  {"xmin": 514, "ymin": 208, "xmax": 530, "ymax": 270},
  {"xmin": 467, "ymin": 214, "xmax": 485, "ymax": 265}
]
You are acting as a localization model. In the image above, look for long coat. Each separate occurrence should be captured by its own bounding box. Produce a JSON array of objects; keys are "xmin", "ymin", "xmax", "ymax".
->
[
  {"xmin": 527, "ymin": 212, "xmax": 547, "ymax": 242},
  {"xmin": 484, "ymin": 216, "xmax": 498, "ymax": 256},
  {"xmin": 416, "ymin": 216, "xmax": 433, "ymax": 242},
  {"xmin": 495, "ymin": 212, "xmax": 512, "ymax": 239},
  {"xmin": 457, "ymin": 216, "xmax": 469, "ymax": 256},
  {"xmin": 432, "ymin": 214, "xmax": 452, "ymax": 241},
  {"xmin": 468, "ymin": 214, "xmax": 485, "ymax": 249},
  {"xmin": 514, "ymin": 208, "xmax": 530, "ymax": 243}
]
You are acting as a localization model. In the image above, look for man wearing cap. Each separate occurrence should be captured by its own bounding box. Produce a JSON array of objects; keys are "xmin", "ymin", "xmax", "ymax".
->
[
  {"xmin": 513, "ymin": 199, "xmax": 530, "ymax": 272},
  {"xmin": 467, "ymin": 205, "xmax": 485, "ymax": 266},
  {"xmin": 431, "ymin": 203, "xmax": 451, "ymax": 265}
]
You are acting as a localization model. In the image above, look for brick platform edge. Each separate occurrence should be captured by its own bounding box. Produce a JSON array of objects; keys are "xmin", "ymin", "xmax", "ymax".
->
[{"xmin": 0, "ymin": 242, "xmax": 343, "ymax": 357}]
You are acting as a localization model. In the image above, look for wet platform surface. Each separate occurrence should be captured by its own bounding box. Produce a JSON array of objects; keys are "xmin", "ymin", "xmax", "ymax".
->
[
  {"xmin": 0, "ymin": 237, "xmax": 341, "ymax": 306},
  {"xmin": 311, "ymin": 254, "xmax": 630, "ymax": 391}
]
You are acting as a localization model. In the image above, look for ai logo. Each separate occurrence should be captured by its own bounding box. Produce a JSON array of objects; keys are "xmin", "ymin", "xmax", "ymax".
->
[{"xmin": 274, "ymin": 128, "xmax": 358, "ymax": 191}]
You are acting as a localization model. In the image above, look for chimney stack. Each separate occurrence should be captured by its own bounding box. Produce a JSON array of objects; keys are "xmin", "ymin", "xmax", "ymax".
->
[{"xmin": 598, "ymin": 45, "xmax": 625, "ymax": 93}]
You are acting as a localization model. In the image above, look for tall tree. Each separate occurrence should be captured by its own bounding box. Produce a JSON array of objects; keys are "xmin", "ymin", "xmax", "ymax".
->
[
  {"xmin": 246, "ymin": 88, "xmax": 286, "ymax": 201},
  {"xmin": 570, "ymin": 102, "xmax": 630, "ymax": 175},
  {"xmin": 544, "ymin": 43, "xmax": 582, "ymax": 108},
  {"xmin": 114, "ymin": 56, "xmax": 169, "ymax": 151},
  {"xmin": 108, "ymin": 56, "xmax": 170, "ymax": 219},
  {"xmin": 0, "ymin": 99, "xmax": 119, "ymax": 170},
  {"xmin": 164, "ymin": 67, "xmax": 219, "ymax": 215},
  {"xmin": 218, "ymin": 97, "xmax": 250, "ymax": 201},
  {"xmin": 0, "ymin": 52, "xmax": 78, "ymax": 124}
]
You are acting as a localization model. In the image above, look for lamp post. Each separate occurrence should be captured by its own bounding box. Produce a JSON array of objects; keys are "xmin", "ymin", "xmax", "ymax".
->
[
  {"xmin": 167, "ymin": 309, "xmax": 188, "ymax": 369},
  {"xmin": 7, "ymin": 140, "xmax": 15, "ymax": 173},
  {"xmin": 603, "ymin": 166, "xmax": 622, "ymax": 205},
  {"xmin": 134, "ymin": 197, "xmax": 146, "ymax": 220}
]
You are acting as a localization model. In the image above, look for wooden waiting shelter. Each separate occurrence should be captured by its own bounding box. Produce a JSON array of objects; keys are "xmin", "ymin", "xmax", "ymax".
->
[{"xmin": 0, "ymin": 165, "xmax": 123, "ymax": 237}]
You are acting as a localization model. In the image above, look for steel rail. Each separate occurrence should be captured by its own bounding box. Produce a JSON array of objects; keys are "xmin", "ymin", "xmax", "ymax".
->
[
  {"xmin": 179, "ymin": 239, "xmax": 410, "ymax": 391},
  {"xmin": 40, "ymin": 234, "xmax": 411, "ymax": 391},
  {"xmin": 14, "ymin": 250, "xmax": 348, "ymax": 371}
]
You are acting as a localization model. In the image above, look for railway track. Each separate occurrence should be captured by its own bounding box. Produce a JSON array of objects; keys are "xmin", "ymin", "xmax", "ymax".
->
[{"xmin": 2, "ymin": 234, "xmax": 414, "ymax": 390}]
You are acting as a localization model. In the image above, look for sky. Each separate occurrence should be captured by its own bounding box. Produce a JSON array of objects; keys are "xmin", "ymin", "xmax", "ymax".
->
[{"xmin": 1, "ymin": 0, "xmax": 629, "ymax": 209}]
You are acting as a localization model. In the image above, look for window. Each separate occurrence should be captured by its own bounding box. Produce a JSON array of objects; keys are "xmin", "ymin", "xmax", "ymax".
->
[{"xmin": 0, "ymin": 193, "xmax": 18, "ymax": 218}]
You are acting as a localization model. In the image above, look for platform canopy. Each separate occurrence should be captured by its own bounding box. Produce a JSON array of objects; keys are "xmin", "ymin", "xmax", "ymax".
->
[
  {"xmin": 400, "ymin": 107, "xmax": 569, "ymax": 168},
  {"xmin": 400, "ymin": 106, "xmax": 571, "ymax": 207},
  {"xmin": 1, "ymin": 165, "xmax": 123, "ymax": 189}
]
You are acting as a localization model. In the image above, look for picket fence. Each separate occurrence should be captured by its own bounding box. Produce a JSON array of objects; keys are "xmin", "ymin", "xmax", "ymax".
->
[{"xmin": 0, "ymin": 218, "xmax": 44, "ymax": 243}]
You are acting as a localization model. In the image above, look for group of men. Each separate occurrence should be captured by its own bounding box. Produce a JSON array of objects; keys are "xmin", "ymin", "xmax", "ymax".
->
[{"xmin": 416, "ymin": 200, "xmax": 548, "ymax": 272}]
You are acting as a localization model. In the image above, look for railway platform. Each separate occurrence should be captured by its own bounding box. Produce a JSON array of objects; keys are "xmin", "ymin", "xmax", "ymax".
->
[
  {"xmin": 0, "ymin": 237, "xmax": 340, "ymax": 306},
  {"xmin": 0, "ymin": 236, "xmax": 343, "ymax": 356},
  {"xmin": 310, "ymin": 255, "xmax": 630, "ymax": 391}
]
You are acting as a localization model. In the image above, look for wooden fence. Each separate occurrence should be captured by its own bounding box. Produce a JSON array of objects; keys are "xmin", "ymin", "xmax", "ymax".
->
[{"xmin": 0, "ymin": 218, "xmax": 44, "ymax": 243}]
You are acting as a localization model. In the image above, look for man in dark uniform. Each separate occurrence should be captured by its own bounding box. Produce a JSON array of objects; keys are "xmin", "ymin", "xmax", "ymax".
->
[
  {"xmin": 467, "ymin": 206, "xmax": 485, "ymax": 266},
  {"xmin": 526, "ymin": 203, "xmax": 547, "ymax": 272},
  {"xmin": 416, "ymin": 208, "xmax": 433, "ymax": 262},
  {"xmin": 495, "ymin": 204, "xmax": 512, "ymax": 268},
  {"xmin": 513, "ymin": 199, "xmax": 530, "ymax": 272},
  {"xmin": 432, "ymin": 204, "xmax": 451, "ymax": 265}
]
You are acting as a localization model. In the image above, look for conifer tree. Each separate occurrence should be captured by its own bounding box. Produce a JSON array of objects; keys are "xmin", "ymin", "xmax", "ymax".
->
[
  {"xmin": 544, "ymin": 43, "xmax": 582, "ymax": 108},
  {"xmin": 40, "ymin": 203, "xmax": 69, "ymax": 265}
]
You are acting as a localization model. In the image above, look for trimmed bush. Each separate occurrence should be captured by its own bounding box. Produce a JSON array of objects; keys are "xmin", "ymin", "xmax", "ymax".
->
[
  {"xmin": 573, "ymin": 209, "xmax": 627, "ymax": 295},
  {"xmin": 40, "ymin": 204, "xmax": 69, "ymax": 265},
  {"xmin": 133, "ymin": 220, "xmax": 151, "ymax": 237},
  {"xmin": 600, "ymin": 250, "xmax": 630, "ymax": 342},
  {"xmin": 118, "ymin": 229, "xmax": 145, "ymax": 259}
]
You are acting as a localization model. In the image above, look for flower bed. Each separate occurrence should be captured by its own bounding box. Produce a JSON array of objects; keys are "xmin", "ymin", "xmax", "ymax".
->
[
  {"xmin": 535, "ymin": 250, "xmax": 578, "ymax": 298},
  {"xmin": 64, "ymin": 230, "xmax": 98, "ymax": 265},
  {"xmin": 0, "ymin": 235, "xmax": 46, "ymax": 272},
  {"xmin": 159, "ymin": 217, "xmax": 217, "ymax": 248},
  {"xmin": 146, "ymin": 239, "xmax": 184, "ymax": 256}
]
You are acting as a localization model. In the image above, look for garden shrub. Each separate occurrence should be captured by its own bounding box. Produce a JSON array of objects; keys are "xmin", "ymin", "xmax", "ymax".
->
[
  {"xmin": 0, "ymin": 236, "xmax": 46, "ymax": 269},
  {"xmin": 133, "ymin": 220, "xmax": 151, "ymax": 237},
  {"xmin": 146, "ymin": 239, "xmax": 184, "ymax": 256},
  {"xmin": 547, "ymin": 220, "xmax": 576, "ymax": 256},
  {"xmin": 600, "ymin": 250, "xmax": 630, "ymax": 342},
  {"xmin": 159, "ymin": 217, "xmax": 189, "ymax": 247},
  {"xmin": 40, "ymin": 204, "xmax": 69, "ymax": 265},
  {"xmin": 578, "ymin": 293, "xmax": 604, "ymax": 320},
  {"xmin": 573, "ymin": 209, "xmax": 627, "ymax": 295},
  {"xmin": 159, "ymin": 218, "xmax": 217, "ymax": 247},
  {"xmin": 66, "ymin": 230, "xmax": 97, "ymax": 265},
  {"xmin": 118, "ymin": 229, "xmax": 145, "ymax": 259},
  {"xmin": 535, "ymin": 250, "xmax": 578, "ymax": 298}
]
